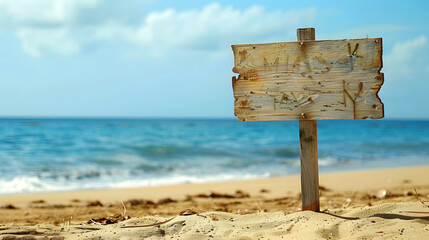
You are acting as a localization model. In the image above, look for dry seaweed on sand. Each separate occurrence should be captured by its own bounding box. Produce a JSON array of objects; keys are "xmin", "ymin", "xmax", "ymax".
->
[
  {"xmin": 188, "ymin": 190, "xmax": 250, "ymax": 199},
  {"xmin": 88, "ymin": 200, "xmax": 130, "ymax": 225},
  {"xmin": 88, "ymin": 214, "xmax": 130, "ymax": 225}
]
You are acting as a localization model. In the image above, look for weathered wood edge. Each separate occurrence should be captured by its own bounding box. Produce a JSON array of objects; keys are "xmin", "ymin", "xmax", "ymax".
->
[
  {"xmin": 231, "ymin": 37, "xmax": 382, "ymax": 48},
  {"xmin": 374, "ymin": 38, "xmax": 384, "ymax": 119}
]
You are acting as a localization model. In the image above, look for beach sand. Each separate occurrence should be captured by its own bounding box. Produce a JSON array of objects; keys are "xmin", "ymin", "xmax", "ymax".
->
[{"xmin": 0, "ymin": 165, "xmax": 428, "ymax": 239}]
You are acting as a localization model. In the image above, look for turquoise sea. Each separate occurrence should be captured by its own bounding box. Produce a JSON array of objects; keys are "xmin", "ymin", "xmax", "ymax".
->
[{"xmin": 0, "ymin": 118, "xmax": 428, "ymax": 195}]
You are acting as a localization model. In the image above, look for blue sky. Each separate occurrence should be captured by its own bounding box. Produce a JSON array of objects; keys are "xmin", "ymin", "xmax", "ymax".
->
[{"xmin": 0, "ymin": 0, "xmax": 428, "ymax": 119}]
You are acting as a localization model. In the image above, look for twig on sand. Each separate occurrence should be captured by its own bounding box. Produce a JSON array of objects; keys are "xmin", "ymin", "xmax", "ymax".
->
[
  {"xmin": 121, "ymin": 200, "xmax": 127, "ymax": 217},
  {"xmin": 399, "ymin": 211, "xmax": 429, "ymax": 214},
  {"xmin": 397, "ymin": 188, "xmax": 429, "ymax": 214},
  {"xmin": 120, "ymin": 209, "xmax": 205, "ymax": 229},
  {"xmin": 414, "ymin": 187, "xmax": 429, "ymax": 208},
  {"xmin": 120, "ymin": 216, "xmax": 177, "ymax": 228}
]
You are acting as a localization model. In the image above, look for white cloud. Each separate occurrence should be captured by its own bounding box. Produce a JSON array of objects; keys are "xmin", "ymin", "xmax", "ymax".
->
[
  {"xmin": 0, "ymin": 0, "xmax": 100, "ymax": 56},
  {"xmin": 128, "ymin": 3, "xmax": 316, "ymax": 57},
  {"xmin": 0, "ymin": 1, "xmax": 316, "ymax": 57},
  {"xmin": 381, "ymin": 36, "xmax": 429, "ymax": 119},
  {"xmin": 17, "ymin": 28, "xmax": 80, "ymax": 57},
  {"xmin": 0, "ymin": 0, "xmax": 99, "ymax": 26},
  {"xmin": 384, "ymin": 36, "xmax": 427, "ymax": 76}
]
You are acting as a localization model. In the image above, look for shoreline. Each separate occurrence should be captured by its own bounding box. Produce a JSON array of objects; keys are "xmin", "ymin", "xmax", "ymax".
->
[
  {"xmin": 1, "ymin": 163, "xmax": 428, "ymax": 197},
  {"xmin": 1, "ymin": 165, "xmax": 428, "ymax": 206}
]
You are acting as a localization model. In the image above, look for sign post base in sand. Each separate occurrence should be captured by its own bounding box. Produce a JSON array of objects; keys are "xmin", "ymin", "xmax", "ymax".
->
[{"xmin": 231, "ymin": 28, "xmax": 384, "ymax": 212}]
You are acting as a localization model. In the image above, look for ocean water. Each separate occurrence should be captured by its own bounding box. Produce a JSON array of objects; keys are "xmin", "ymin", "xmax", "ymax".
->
[{"xmin": 0, "ymin": 118, "xmax": 428, "ymax": 195}]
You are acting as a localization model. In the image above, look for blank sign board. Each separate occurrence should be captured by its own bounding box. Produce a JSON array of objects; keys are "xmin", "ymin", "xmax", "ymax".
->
[{"xmin": 232, "ymin": 38, "xmax": 384, "ymax": 121}]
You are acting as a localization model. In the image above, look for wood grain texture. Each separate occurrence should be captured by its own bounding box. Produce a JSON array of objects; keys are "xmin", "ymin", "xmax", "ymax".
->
[
  {"xmin": 297, "ymin": 28, "xmax": 319, "ymax": 212},
  {"xmin": 232, "ymin": 38, "xmax": 384, "ymax": 121},
  {"xmin": 299, "ymin": 120, "xmax": 320, "ymax": 211}
]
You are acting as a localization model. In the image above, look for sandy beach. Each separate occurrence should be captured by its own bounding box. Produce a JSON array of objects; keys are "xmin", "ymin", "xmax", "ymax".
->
[{"xmin": 0, "ymin": 165, "xmax": 428, "ymax": 239}]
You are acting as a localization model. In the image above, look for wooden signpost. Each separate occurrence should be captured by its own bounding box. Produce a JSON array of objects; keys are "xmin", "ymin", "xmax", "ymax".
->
[{"xmin": 231, "ymin": 28, "xmax": 384, "ymax": 211}]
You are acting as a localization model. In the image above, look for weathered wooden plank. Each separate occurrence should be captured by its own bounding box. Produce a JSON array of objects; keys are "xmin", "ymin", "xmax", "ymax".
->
[
  {"xmin": 299, "ymin": 119, "xmax": 319, "ymax": 211},
  {"xmin": 232, "ymin": 38, "xmax": 384, "ymax": 121}
]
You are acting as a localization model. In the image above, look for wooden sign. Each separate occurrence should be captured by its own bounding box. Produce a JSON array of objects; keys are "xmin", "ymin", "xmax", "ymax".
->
[
  {"xmin": 232, "ymin": 37, "xmax": 384, "ymax": 121},
  {"xmin": 231, "ymin": 28, "xmax": 384, "ymax": 212}
]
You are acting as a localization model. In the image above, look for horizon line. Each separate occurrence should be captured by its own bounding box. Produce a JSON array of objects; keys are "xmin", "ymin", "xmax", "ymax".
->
[{"xmin": 0, "ymin": 116, "xmax": 427, "ymax": 121}]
